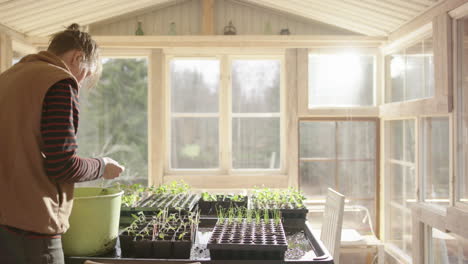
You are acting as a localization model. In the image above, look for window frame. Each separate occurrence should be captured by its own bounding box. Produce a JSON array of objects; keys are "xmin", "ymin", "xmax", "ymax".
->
[
  {"xmin": 418, "ymin": 114, "xmax": 452, "ymax": 211},
  {"xmin": 298, "ymin": 117, "xmax": 380, "ymax": 234},
  {"xmin": 453, "ymin": 14, "xmax": 468, "ymax": 210},
  {"xmin": 383, "ymin": 117, "xmax": 417, "ymax": 259},
  {"xmin": 164, "ymin": 54, "xmax": 286, "ymax": 176}
]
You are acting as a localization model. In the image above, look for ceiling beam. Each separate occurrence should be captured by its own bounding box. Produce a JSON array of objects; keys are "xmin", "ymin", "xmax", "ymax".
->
[
  {"xmin": 202, "ymin": 0, "xmax": 214, "ymax": 35},
  {"xmin": 27, "ymin": 35, "xmax": 387, "ymax": 49}
]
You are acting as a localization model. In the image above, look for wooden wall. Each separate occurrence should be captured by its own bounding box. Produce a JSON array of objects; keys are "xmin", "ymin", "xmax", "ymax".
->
[{"xmin": 89, "ymin": 0, "xmax": 356, "ymax": 36}]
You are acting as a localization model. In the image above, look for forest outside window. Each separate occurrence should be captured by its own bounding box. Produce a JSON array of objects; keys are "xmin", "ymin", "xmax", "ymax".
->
[
  {"xmin": 77, "ymin": 57, "xmax": 148, "ymax": 186},
  {"xmin": 168, "ymin": 57, "xmax": 282, "ymax": 173},
  {"xmin": 308, "ymin": 51, "xmax": 375, "ymax": 107}
]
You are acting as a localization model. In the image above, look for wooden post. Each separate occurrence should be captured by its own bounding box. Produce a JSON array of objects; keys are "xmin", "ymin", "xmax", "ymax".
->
[
  {"xmin": 286, "ymin": 49, "xmax": 299, "ymax": 188},
  {"xmin": 148, "ymin": 49, "xmax": 165, "ymax": 187},
  {"xmin": 0, "ymin": 33, "xmax": 13, "ymax": 73},
  {"xmin": 202, "ymin": 0, "xmax": 214, "ymax": 35}
]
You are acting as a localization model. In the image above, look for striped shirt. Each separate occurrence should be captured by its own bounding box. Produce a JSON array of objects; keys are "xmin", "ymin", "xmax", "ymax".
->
[
  {"xmin": 3, "ymin": 79, "xmax": 105, "ymax": 239},
  {"xmin": 41, "ymin": 79, "xmax": 104, "ymax": 183}
]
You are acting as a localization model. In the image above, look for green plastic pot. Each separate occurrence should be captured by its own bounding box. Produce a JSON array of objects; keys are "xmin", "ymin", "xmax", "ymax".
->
[{"xmin": 62, "ymin": 187, "xmax": 124, "ymax": 256}]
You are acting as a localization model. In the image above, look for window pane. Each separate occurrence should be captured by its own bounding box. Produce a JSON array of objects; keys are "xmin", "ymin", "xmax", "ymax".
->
[
  {"xmin": 431, "ymin": 228, "xmax": 468, "ymax": 264},
  {"xmin": 232, "ymin": 117, "xmax": 280, "ymax": 169},
  {"xmin": 77, "ymin": 58, "xmax": 148, "ymax": 186},
  {"xmin": 300, "ymin": 161, "xmax": 335, "ymax": 198},
  {"xmin": 424, "ymin": 37, "xmax": 435, "ymax": 98},
  {"xmin": 405, "ymin": 42, "xmax": 425, "ymax": 100},
  {"xmin": 170, "ymin": 59, "xmax": 219, "ymax": 113},
  {"xmin": 232, "ymin": 60, "xmax": 280, "ymax": 113},
  {"xmin": 386, "ymin": 54, "xmax": 405, "ymax": 103},
  {"xmin": 299, "ymin": 121, "xmax": 336, "ymax": 158},
  {"xmin": 422, "ymin": 117, "xmax": 450, "ymax": 207},
  {"xmin": 299, "ymin": 120, "xmax": 377, "ymax": 235},
  {"xmin": 458, "ymin": 17, "xmax": 468, "ymax": 205},
  {"xmin": 385, "ymin": 37, "xmax": 434, "ymax": 103},
  {"xmin": 385, "ymin": 119, "xmax": 416, "ymax": 256},
  {"xmin": 308, "ymin": 53, "xmax": 374, "ymax": 107},
  {"xmin": 338, "ymin": 121, "xmax": 376, "ymax": 159},
  {"xmin": 171, "ymin": 117, "xmax": 218, "ymax": 169},
  {"xmin": 338, "ymin": 161, "xmax": 375, "ymax": 198}
]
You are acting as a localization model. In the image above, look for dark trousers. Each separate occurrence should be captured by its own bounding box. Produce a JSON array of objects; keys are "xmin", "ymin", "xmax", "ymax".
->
[{"xmin": 0, "ymin": 226, "xmax": 64, "ymax": 264}]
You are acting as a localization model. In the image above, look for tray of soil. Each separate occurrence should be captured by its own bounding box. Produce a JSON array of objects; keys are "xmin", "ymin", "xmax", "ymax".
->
[
  {"xmin": 119, "ymin": 210, "xmax": 199, "ymax": 259},
  {"xmin": 121, "ymin": 193, "xmax": 200, "ymax": 218},
  {"xmin": 249, "ymin": 188, "xmax": 308, "ymax": 226},
  {"xmin": 198, "ymin": 193, "xmax": 248, "ymax": 215},
  {"xmin": 207, "ymin": 207, "xmax": 288, "ymax": 260},
  {"xmin": 67, "ymin": 216, "xmax": 334, "ymax": 263}
]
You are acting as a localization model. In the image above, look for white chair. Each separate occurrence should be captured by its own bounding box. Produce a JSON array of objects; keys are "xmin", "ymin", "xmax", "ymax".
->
[{"xmin": 320, "ymin": 188, "xmax": 345, "ymax": 264}]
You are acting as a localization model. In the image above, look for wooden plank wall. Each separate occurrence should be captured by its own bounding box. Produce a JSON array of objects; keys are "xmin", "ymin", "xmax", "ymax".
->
[
  {"xmin": 90, "ymin": 0, "xmax": 201, "ymax": 36},
  {"xmin": 89, "ymin": 0, "xmax": 356, "ymax": 36}
]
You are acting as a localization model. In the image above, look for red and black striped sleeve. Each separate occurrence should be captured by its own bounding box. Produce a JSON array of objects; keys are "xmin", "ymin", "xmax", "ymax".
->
[{"xmin": 41, "ymin": 79, "xmax": 104, "ymax": 183}]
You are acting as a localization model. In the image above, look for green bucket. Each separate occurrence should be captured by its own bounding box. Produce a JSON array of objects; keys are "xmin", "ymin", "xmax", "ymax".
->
[{"xmin": 62, "ymin": 187, "xmax": 124, "ymax": 256}]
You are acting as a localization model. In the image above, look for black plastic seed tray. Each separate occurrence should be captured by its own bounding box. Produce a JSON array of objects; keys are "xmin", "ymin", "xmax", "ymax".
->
[{"xmin": 65, "ymin": 218, "xmax": 334, "ymax": 264}]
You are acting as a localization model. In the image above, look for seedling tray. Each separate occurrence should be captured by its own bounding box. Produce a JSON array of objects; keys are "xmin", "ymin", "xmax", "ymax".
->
[
  {"xmin": 207, "ymin": 219, "xmax": 288, "ymax": 260},
  {"xmin": 198, "ymin": 195, "xmax": 248, "ymax": 215},
  {"xmin": 120, "ymin": 193, "xmax": 200, "ymax": 225},
  {"xmin": 66, "ymin": 218, "xmax": 333, "ymax": 264}
]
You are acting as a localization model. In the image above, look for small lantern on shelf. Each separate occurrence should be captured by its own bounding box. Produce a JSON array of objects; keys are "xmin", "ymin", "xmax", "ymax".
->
[
  {"xmin": 280, "ymin": 28, "xmax": 291, "ymax": 35},
  {"xmin": 223, "ymin": 21, "xmax": 237, "ymax": 35}
]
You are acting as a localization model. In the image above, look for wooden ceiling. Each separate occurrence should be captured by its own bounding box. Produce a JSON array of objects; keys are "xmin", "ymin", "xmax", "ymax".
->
[{"xmin": 0, "ymin": 0, "xmax": 442, "ymax": 37}]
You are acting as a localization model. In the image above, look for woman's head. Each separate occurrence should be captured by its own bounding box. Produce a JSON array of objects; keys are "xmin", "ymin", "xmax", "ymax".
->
[{"xmin": 47, "ymin": 23, "xmax": 101, "ymax": 88}]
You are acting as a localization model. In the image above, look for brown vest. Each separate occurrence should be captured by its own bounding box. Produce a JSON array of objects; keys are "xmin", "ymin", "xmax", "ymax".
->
[{"xmin": 0, "ymin": 51, "xmax": 78, "ymax": 234}]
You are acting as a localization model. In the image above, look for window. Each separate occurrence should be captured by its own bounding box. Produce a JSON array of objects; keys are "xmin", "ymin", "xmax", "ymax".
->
[
  {"xmin": 169, "ymin": 59, "xmax": 220, "ymax": 169},
  {"xmin": 77, "ymin": 58, "xmax": 148, "ymax": 186},
  {"xmin": 308, "ymin": 52, "xmax": 375, "ymax": 107},
  {"xmin": 385, "ymin": 119, "xmax": 416, "ymax": 256},
  {"xmin": 456, "ymin": 16, "xmax": 468, "ymax": 205},
  {"xmin": 421, "ymin": 117, "xmax": 450, "ymax": 208},
  {"xmin": 429, "ymin": 227, "xmax": 468, "ymax": 263},
  {"xmin": 168, "ymin": 57, "xmax": 282, "ymax": 172},
  {"xmin": 299, "ymin": 120, "xmax": 377, "ymax": 234},
  {"xmin": 232, "ymin": 60, "xmax": 281, "ymax": 169},
  {"xmin": 385, "ymin": 36, "xmax": 434, "ymax": 103}
]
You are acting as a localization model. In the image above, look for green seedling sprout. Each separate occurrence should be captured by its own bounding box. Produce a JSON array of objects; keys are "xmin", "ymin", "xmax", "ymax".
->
[
  {"xmin": 254, "ymin": 209, "xmax": 261, "ymax": 224},
  {"xmin": 273, "ymin": 209, "xmax": 281, "ymax": 225},
  {"xmin": 217, "ymin": 206, "xmax": 225, "ymax": 224},
  {"xmin": 263, "ymin": 209, "xmax": 269, "ymax": 223},
  {"xmin": 236, "ymin": 207, "xmax": 244, "ymax": 223},
  {"xmin": 227, "ymin": 207, "xmax": 235, "ymax": 224},
  {"xmin": 246, "ymin": 209, "xmax": 253, "ymax": 224}
]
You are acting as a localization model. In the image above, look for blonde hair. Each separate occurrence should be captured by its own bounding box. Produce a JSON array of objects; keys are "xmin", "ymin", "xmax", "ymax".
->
[{"xmin": 48, "ymin": 23, "xmax": 101, "ymax": 89}]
